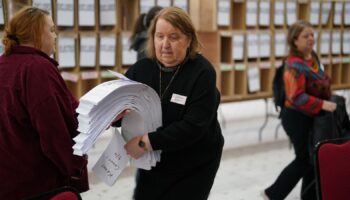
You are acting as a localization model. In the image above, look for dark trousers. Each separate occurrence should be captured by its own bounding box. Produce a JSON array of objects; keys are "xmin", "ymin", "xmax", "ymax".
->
[
  {"xmin": 265, "ymin": 108, "xmax": 316, "ymax": 200},
  {"xmin": 134, "ymin": 152, "xmax": 222, "ymax": 200}
]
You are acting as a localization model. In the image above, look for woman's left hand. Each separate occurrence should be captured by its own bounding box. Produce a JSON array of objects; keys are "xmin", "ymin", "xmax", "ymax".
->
[{"xmin": 124, "ymin": 135, "xmax": 147, "ymax": 159}]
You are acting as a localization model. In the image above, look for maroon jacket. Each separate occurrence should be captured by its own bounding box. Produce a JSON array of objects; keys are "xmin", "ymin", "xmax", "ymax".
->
[{"xmin": 0, "ymin": 46, "xmax": 88, "ymax": 199}]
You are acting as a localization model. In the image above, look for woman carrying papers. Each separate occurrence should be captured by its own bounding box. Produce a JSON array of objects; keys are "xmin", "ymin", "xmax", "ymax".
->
[
  {"xmin": 122, "ymin": 7, "xmax": 224, "ymax": 200},
  {"xmin": 0, "ymin": 7, "xmax": 88, "ymax": 199}
]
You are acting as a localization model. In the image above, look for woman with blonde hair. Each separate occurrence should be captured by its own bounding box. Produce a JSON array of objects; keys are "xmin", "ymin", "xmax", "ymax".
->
[{"xmin": 0, "ymin": 7, "xmax": 88, "ymax": 199}]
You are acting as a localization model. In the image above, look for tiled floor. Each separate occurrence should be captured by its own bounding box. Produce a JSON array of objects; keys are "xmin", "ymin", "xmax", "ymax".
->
[{"xmin": 81, "ymin": 100, "xmax": 302, "ymax": 200}]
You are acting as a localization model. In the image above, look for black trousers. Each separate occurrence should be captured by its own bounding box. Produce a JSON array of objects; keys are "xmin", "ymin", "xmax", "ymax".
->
[
  {"xmin": 265, "ymin": 108, "xmax": 316, "ymax": 200},
  {"xmin": 133, "ymin": 152, "xmax": 222, "ymax": 200}
]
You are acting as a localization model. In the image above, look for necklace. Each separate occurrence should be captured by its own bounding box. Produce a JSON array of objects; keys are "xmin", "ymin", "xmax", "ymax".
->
[{"xmin": 159, "ymin": 64, "xmax": 181, "ymax": 100}]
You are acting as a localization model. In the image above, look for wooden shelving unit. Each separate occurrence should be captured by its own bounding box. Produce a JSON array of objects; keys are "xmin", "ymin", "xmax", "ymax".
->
[{"xmin": 1, "ymin": 0, "xmax": 350, "ymax": 102}]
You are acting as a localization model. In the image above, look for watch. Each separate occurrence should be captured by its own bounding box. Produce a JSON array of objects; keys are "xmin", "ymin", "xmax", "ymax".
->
[{"xmin": 138, "ymin": 136, "xmax": 148, "ymax": 151}]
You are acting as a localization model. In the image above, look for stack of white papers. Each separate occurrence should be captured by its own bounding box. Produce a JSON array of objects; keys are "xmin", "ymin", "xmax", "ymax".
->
[{"xmin": 73, "ymin": 71, "xmax": 162, "ymax": 175}]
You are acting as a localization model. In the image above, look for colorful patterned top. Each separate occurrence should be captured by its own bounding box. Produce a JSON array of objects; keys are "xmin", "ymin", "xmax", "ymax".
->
[{"xmin": 283, "ymin": 54, "xmax": 331, "ymax": 116}]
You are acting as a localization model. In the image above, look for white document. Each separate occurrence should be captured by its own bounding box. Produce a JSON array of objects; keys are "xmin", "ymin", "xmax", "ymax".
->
[
  {"xmin": 309, "ymin": 2, "xmax": 319, "ymax": 25},
  {"xmin": 81, "ymin": 71, "xmax": 98, "ymax": 80},
  {"xmin": 247, "ymin": 66, "xmax": 260, "ymax": 92},
  {"xmin": 286, "ymin": 2, "xmax": 296, "ymax": 26},
  {"xmin": 0, "ymin": 1, "xmax": 4, "ymax": 25},
  {"xmin": 60, "ymin": 71, "xmax": 79, "ymax": 82},
  {"xmin": 259, "ymin": 1, "xmax": 270, "ymax": 26},
  {"xmin": 157, "ymin": 0, "xmax": 171, "ymax": 7},
  {"xmin": 321, "ymin": 2, "xmax": 331, "ymax": 25},
  {"xmin": 259, "ymin": 33, "xmax": 270, "ymax": 58},
  {"xmin": 275, "ymin": 32, "xmax": 286, "ymax": 57},
  {"xmin": 32, "ymin": 0, "xmax": 52, "ymax": 15},
  {"xmin": 246, "ymin": 1, "xmax": 258, "ymax": 27},
  {"xmin": 58, "ymin": 36, "xmax": 76, "ymax": 68},
  {"xmin": 100, "ymin": 0, "xmax": 116, "ymax": 26},
  {"xmin": 56, "ymin": 0, "xmax": 74, "ymax": 26},
  {"xmin": 80, "ymin": 36, "xmax": 96, "ymax": 67},
  {"xmin": 78, "ymin": 0, "xmax": 95, "ymax": 26},
  {"xmin": 100, "ymin": 36, "xmax": 116, "ymax": 66},
  {"xmin": 140, "ymin": 0, "xmax": 156, "ymax": 13},
  {"xmin": 331, "ymin": 31, "xmax": 341, "ymax": 55},
  {"xmin": 232, "ymin": 34, "xmax": 244, "ymax": 60},
  {"xmin": 247, "ymin": 33, "xmax": 259, "ymax": 59},
  {"xmin": 313, "ymin": 31, "xmax": 318, "ymax": 52},
  {"xmin": 274, "ymin": 2, "xmax": 284, "ymax": 26},
  {"xmin": 217, "ymin": 0, "xmax": 230, "ymax": 26},
  {"xmin": 345, "ymin": 3, "xmax": 350, "ymax": 26},
  {"xmin": 343, "ymin": 31, "xmax": 350, "ymax": 54},
  {"xmin": 320, "ymin": 31, "xmax": 330, "ymax": 55},
  {"xmin": 92, "ymin": 129, "xmax": 128, "ymax": 186},
  {"xmin": 122, "ymin": 33, "xmax": 137, "ymax": 65},
  {"xmin": 333, "ymin": 3, "xmax": 342, "ymax": 26},
  {"xmin": 173, "ymin": 0, "xmax": 188, "ymax": 12}
]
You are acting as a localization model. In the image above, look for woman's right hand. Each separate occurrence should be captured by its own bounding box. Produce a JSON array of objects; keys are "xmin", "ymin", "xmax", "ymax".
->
[
  {"xmin": 322, "ymin": 100, "xmax": 337, "ymax": 112},
  {"xmin": 112, "ymin": 109, "xmax": 131, "ymax": 123}
]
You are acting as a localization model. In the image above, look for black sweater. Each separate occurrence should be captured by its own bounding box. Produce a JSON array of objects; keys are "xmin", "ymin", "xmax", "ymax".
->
[{"xmin": 125, "ymin": 54, "xmax": 224, "ymax": 172}]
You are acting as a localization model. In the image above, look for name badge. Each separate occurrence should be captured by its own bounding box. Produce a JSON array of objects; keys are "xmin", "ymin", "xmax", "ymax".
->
[{"xmin": 170, "ymin": 93, "xmax": 187, "ymax": 105}]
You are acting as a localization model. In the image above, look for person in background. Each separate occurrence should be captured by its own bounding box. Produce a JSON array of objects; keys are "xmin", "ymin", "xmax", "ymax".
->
[
  {"xmin": 263, "ymin": 20, "xmax": 337, "ymax": 200},
  {"xmin": 0, "ymin": 7, "xmax": 89, "ymax": 199},
  {"xmin": 129, "ymin": 6, "xmax": 163, "ymax": 60},
  {"xmin": 122, "ymin": 6, "xmax": 224, "ymax": 200}
]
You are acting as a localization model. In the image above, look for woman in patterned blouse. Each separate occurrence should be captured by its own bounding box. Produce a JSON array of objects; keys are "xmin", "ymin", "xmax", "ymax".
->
[{"xmin": 263, "ymin": 20, "xmax": 337, "ymax": 200}]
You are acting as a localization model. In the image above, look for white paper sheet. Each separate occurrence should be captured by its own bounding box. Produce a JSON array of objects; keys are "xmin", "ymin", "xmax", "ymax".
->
[
  {"xmin": 232, "ymin": 34, "xmax": 244, "ymax": 60},
  {"xmin": 217, "ymin": 0, "xmax": 230, "ymax": 26},
  {"xmin": 32, "ymin": 0, "xmax": 52, "ymax": 15},
  {"xmin": 259, "ymin": 1, "xmax": 270, "ymax": 26},
  {"xmin": 100, "ymin": 36, "xmax": 116, "ymax": 66},
  {"xmin": 140, "ymin": 0, "xmax": 156, "ymax": 13},
  {"xmin": 309, "ymin": 2, "xmax": 319, "ymax": 25},
  {"xmin": 275, "ymin": 32, "xmax": 286, "ymax": 57},
  {"xmin": 80, "ymin": 36, "xmax": 96, "ymax": 67},
  {"xmin": 259, "ymin": 33, "xmax": 270, "ymax": 58},
  {"xmin": 56, "ymin": 0, "xmax": 74, "ymax": 26},
  {"xmin": 173, "ymin": 0, "xmax": 188, "ymax": 12},
  {"xmin": 320, "ymin": 31, "xmax": 330, "ymax": 55},
  {"xmin": 313, "ymin": 31, "xmax": 318, "ymax": 52},
  {"xmin": 333, "ymin": 3, "xmax": 342, "ymax": 26},
  {"xmin": 78, "ymin": 0, "xmax": 95, "ymax": 26},
  {"xmin": 122, "ymin": 34, "xmax": 137, "ymax": 65},
  {"xmin": 345, "ymin": 3, "xmax": 350, "ymax": 25},
  {"xmin": 157, "ymin": 0, "xmax": 171, "ymax": 7},
  {"xmin": 246, "ymin": 1, "xmax": 258, "ymax": 27},
  {"xmin": 274, "ymin": 2, "xmax": 284, "ymax": 26},
  {"xmin": 100, "ymin": 0, "xmax": 116, "ymax": 25},
  {"xmin": 321, "ymin": 2, "xmax": 331, "ymax": 25},
  {"xmin": 343, "ymin": 31, "xmax": 350, "ymax": 54},
  {"xmin": 73, "ymin": 77, "xmax": 162, "ymax": 174},
  {"xmin": 247, "ymin": 33, "xmax": 259, "ymax": 58},
  {"xmin": 0, "ymin": 1, "xmax": 5, "ymax": 25},
  {"xmin": 286, "ymin": 2, "xmax": 296, "ymax": 26},
  {"xmin": 92, "ymin": 129, "xmax": 128, "ymax": 186},
  {"xmin": 331, "ymin": 31, "xmax": 341, "ymax": 54},
  {"xmin": 58, "ymin": 36, "xmax": 76, "ymax": 68},
  {"xmin": 247, "ymin": 65, "xmax": 260, "ymax": 92}
]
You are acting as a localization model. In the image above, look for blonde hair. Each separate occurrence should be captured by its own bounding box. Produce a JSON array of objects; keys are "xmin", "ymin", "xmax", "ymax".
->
[
  {"xmin": 2, "ymin": 7, "xmax": 50, "ymax": 55},
  {"xmin": 145, "ymin": 7, "xmax": 202, "ymax": 59}
]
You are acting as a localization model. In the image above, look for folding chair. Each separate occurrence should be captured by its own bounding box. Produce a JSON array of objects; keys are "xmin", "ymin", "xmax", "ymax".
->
[
  {"xmin": 314, "ymin": 138, "xmax": 350, "ymax": 200},
  {"xmin": 25, "ymin": 186, "xmax": 82, "ymax": 200}
]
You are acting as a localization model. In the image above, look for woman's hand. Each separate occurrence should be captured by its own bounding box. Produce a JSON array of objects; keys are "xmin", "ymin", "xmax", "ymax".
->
[
  {"xmin": 322, "ymin": 100, "xmax": 337, "ymax": 112},
  {"xmin": 124, "ymin": 134, "xmax": 152, "ymax": 159},
  {"xmin": 107, "ymin": 109, "xmax": 130, "ymax": 129},
  {"xmin": 112, "ymin": 109, "xmax": 130, "ymax": 123}
]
